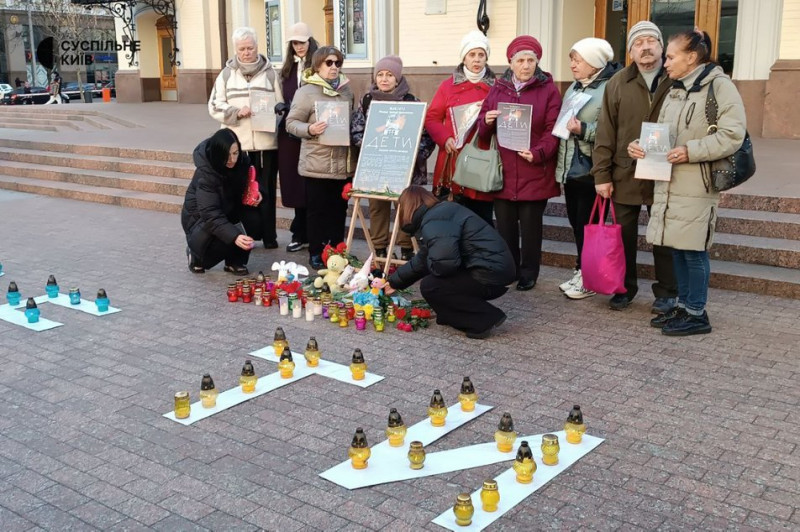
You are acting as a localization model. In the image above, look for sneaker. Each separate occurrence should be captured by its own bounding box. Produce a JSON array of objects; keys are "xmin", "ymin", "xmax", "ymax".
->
[
  {"xmin": 559, "ymin": 269, "xmax": 580, "ymax": 292},
  {"xmin": 651, "ymin": 297, "xmax": 677, "ymax": 315},
  {"xmin": 662, "ymin": 311, "xmax": 712, "ymax": 336},
  {"xmin": 564, "ymin": 277, "xmax": 595, "ymax": 300},
  {"xmin": 400, "ymin": 248, "xmax": 414, "ymax": 261},
  {"xmin": 286, "ymin": 241, "xmax": 308, "ymax": 252},
  {"xmin": 309, "ymin": 255, "xmax": 325, "ymax": 270},
  {"xmin": 609, "ymin": 293, "xmax": 633, "ymax": 310},
  {"xmin": 650, "ymin": 307, "xmax": 686, "ymax": 328}
]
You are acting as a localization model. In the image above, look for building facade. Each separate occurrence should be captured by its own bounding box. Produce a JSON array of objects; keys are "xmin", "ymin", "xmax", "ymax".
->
[{"xmin": 109, "ymin": 0, "xmax": 799, "ymax": 139}]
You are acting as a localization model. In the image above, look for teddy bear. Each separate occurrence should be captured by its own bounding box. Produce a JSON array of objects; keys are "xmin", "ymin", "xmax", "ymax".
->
[{"xmin": 314, "ymin": 253, "xmax": 350, "ymax": 294}]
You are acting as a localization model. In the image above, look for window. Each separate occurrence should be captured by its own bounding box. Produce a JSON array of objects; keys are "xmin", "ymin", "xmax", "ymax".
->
[
  {"xmin": 265, "ymin": 1, "xmax": 282, "ymax": 62},
  {"xmin": 338, "ymin": 0, "xmax": 367, "ymax": 58}
]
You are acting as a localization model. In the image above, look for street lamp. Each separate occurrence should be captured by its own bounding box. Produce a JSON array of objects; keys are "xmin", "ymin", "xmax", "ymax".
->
[{"xmin": 26, "ymin": 2, "xmax": 39, "ymax": 85}]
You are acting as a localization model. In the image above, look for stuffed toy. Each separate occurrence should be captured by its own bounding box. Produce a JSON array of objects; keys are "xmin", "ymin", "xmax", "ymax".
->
[
  {"xmin": 314, "ymin": 253, "xmax": 350, "ymax": 294},
  {"xmin": 348, "ymin": 254, "xmax": 373, "ymax": 293}
]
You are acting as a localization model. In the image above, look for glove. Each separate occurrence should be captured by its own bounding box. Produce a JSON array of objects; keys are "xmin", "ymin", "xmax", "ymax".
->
[{"xmin": 274, "ymin": 102, "xmax": 290, "ymax": 116}]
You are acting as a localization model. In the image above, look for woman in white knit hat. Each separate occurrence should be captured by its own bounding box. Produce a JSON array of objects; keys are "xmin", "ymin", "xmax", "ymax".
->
[
  {"xmin": 554, "ymin": 38, "xmax": 621, "ymax": 300},
  {"xmin": 424, "ymin": 30, "xmax": 497, "ymax": 225}
]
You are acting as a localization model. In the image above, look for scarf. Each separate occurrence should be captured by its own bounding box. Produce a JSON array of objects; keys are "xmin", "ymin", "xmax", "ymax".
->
[
  {"xmin": 463, "ymin": 66, "xmax": 486, "ymax": 84},
  {"xmin": 295, "ymin": 55, "xmax": 304, "ymax": 85},
  {"xmin": 578, "ymin": 67, "xmax": 604, "ymax": 87},
  {"xmin": 302, "ymin": 71, "xmax": 350, "ymax": 97},
  {"xmin": 231, "ymin": 54, "xmax": 267, "ymax": 81},
  {"xmin": 369, "ymin": 76, "xmax": 410, "ymax": 101}
]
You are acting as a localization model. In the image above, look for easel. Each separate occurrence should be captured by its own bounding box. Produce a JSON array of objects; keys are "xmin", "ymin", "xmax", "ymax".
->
[{"xmin": 346, "ymin": 193, "xmax": 416, "ymax": 276}]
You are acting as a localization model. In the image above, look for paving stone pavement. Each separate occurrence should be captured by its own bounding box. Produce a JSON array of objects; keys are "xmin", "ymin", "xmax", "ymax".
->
[{"xmin": 0, "ymin": 190, "xmax": 798, "ymax": 531}]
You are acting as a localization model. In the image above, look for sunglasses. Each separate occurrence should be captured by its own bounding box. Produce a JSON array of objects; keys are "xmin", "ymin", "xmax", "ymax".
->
[{"xmin": 324, "ymin": 59, "xmax": 343, "ymax": 68}]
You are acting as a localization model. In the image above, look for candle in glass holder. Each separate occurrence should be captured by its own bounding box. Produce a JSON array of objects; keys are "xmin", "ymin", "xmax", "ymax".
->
[
  {"xmin": 95, "ymin": 289, "xmax": 109, "ymax": 312},
  {"xmin": 254, "ymin": 287, "xmax": 263, "ymax": 306},
  {"xmin": 385, "ymin": 408, "xmax": 407, "ymax": 447},
  {"xmin": 427, "ymin": 389, "xmax": 448, "ymax": 427},
  {"xmin": 69, "ymin": 287, "xmax": 81, "ymax": 305},
  {"xmin": 564, "ymin": 404, "xmax": 586, "ymax": 444},
  {"xmin": 541, "ymin": 434, "xmax": 560, "ymax": 465},
  {"xmin": 349, "ymin": 348, "xmax": 366, "ymax": 380},
  {"xmin": 304, "ymin": 337, "xmax": 321, "ymax": 367},
  {"xmin": 235, "ymin": 278, "xmax": 244, "ymax": 298},
  {"xmin": 452, "ymin": 493, "xmax": 474, "ymax": 527},
  {"xmin": 305, "ymin": 304, "xmax": 314, "ymax": 321},
  {"xmin": 240, "ymin": 360, "xmax": 257, "ymax": 393},
  {"xmin": 355, "ymin": 310, "xmax": 367, "ymax": 330},
  {"xmin": 291, "ymin": 295, "xmax": 302, "ymax": 318},
  {"xmin": 494, "ymin": 412, "xmax": 516, "ymax": 452},
  {"xmin": 338, "ymin": 312, "xmax": 349, "ymax": 328},
  {"xmin": 328, "ymin": 302, "xmax": 339, "ymax": 323},
  {"xmin": 242, "ymin": 281, "xmax": 253, "ymax": 303},
  {"xmin": 279, "ymin": 296, "xmax": 289, "ymax": 315},
  {"xmin": 227, "ymin": 283, "xmax": 238, "ymax": 302},
  {"xmin": 513, "ymin": 441, "xmax": 536, "ymax": 483},
  {"xmin": 373, "ymin": 308, "xmax": 384, "ymax": 332},
  {"xmin": 199, "ymin": 374, "xmax": 218, "ymax": 408},
  {"xmin": 345, "ymin": 301, "xmax": 355, "ymax": 320},
  {"xmin": 312, "ymin": 297, "xmax": 323, "ymax": 315},
  {"xmin": 24, "ymin": 297, "xmax": 40, "ymax": 323},
  {"xmin": 386, "ymin": 305, "xmax": 396, "ymax": 323},
  {"xmin": 278, "ymin": 349, "xmax": 295, "ymax": 379},
  {"xmin": 407, "ymin": 441, "xmax": 425, "ymax": 470},
  {"xmin": 348, "ymin": 427, "xmax": 371, "ymax": 469},
  {"xmin": 6, "ymin": 281, "xmax": 21, "ymax": 306},
  {"xmin": 45, "ymin": 274, "xmax": 59, "ymax": 298},
  {"xmin": 174, "ymin": 391, "xmax": 191, "ymax": 419},
  {"xmin": 273, "ymin": 327, "xmax": 288, "ymax": 357},
  {"xmin": 480, "ymin": 479, "xmax": 500, "ymax": 512},
  {"xmin": 255, "ymin": 271, "xmax": 266, "ymax": 292},
  {"xmin": 458, "ymin": 376, "xmax": 478, "ymax": 412}
]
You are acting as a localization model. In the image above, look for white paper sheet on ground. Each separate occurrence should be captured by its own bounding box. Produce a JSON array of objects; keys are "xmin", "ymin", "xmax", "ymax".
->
[
  {"xmin": 432, "ymin": 431, "xmax": 605, "ymax": 531},
  {"xmin": 319, "ymin": 403, "xmax": 494, "ymax": 489},
  {"xmin": 0, "ymin": 303, "xmax": 63, "ymax": 331},
  {"xmin": 163, "ymin": 364, "xmax": 316, "ymax": 425},
  {"xmin": 249, "ymin": 345, "xmax": 384, "ymax": 388},
  {"xmin": 47, "ymin": 293, "xmax": 121, "ymax": 316}
]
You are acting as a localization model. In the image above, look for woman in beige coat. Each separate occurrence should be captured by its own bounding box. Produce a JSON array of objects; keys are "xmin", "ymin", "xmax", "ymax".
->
[
  {"xmin": 630, "ymin": 29, "xmax": 746, "ymax": 336},
  {"xmin": 285, "ymin": 46, "xmax": 354, "ymax": 270}
]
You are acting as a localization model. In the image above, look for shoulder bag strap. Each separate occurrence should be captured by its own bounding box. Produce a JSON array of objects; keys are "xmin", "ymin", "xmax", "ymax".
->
[{"xmin": 704, "ymin": 79, "xmax": 719, "ymax": 134}]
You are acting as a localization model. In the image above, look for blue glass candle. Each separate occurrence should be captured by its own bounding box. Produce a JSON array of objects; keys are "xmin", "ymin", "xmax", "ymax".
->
[
  {"xmin": 95, "ymin": 288, "xmax": 109, "ymax": 312},
  {"xmin": 24, "ymin": 298, "xmax": 40, "ymax": 323},
  {"xmin": 69, "ymin": 288, "xmax": 81, "ymax": 305},
  {"xmin": 45, "ymin": 275, "xmax": 59, "ymax": 298},
  {"xmin": 7, "ymin": 281, "xmax": 21, "ymax": 305}
]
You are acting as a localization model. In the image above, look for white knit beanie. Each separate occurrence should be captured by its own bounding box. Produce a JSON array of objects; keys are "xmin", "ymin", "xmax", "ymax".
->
[
  {"xmin": 571, "ymin": 38, "xmax": 614, "ymax": 69},
  {"xmin": 627, "ymin": 21, "xmax": 663, "ymax": 51},
  {"xmin": 459, "ymin": 30, "xmax": 490, "ymax": 62}
]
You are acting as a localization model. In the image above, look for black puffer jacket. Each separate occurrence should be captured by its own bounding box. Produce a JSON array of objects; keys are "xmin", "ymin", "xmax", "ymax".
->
[
  {"xmin": 388, "ymin": 202, "xmax": 516, "ymax": 289},
  {"xmin": 181, "ymin": 139, "xmax": 250, "ymax": 252}
]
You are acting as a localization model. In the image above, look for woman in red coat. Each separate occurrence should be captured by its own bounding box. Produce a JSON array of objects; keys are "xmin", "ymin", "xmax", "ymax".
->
[
  {"xmin": 478, "ymin": 35, "xmax": 562, "ymax": 291},
  {"xmin": 424, "ymin": 30, "xmax": 496, "ymax": 225}
]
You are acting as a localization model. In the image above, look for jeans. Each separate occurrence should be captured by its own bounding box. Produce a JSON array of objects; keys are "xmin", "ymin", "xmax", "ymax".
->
[{"xmin": 672, "ymin": 249, "xmax": 710, "ymax": 315}]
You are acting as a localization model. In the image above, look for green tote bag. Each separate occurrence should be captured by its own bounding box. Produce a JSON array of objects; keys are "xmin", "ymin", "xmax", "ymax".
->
[{"xmin": 452, "ymin": 133, "xmax": 504, "ymax": 192}]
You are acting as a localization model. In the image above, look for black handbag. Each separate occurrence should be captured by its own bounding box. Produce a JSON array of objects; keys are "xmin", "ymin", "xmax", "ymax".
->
[
  {"xmin": 705, "ymin": 79, "xmax": 756, "ymax": 192},
  {"xmin": 566, "ymin": 137, "xmax": 594, "ymax": 183}
]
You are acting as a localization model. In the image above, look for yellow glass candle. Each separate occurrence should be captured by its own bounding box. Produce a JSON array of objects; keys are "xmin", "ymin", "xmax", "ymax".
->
[
  {"xmin": 240, "ymin": 359, "xmax": 257, "ymax": 393},
  {"xmin": 564, "ymin": 404, "xmax": 586, "ymax": 444},
  {"xmin": 386, "ymin": 305, "xmax": 396, "ymax": 323},
  {"xmin": 512, "ymin": 441, "xmax": 536, "ymax": 483},
  {"xmin": 385, "ymin": 408, "xmax": 407, "ymax": 447},
  {"xmin": 273, "ymin": 327, "xmax": 288, "ymax": 357},
  {"xmin": 304, "ymin": 337, "xmax": 321, "ymax": 367},
  {"xmin": 480, "ymin": 479, "xmax": 500, "ymax": 512},
  {"xmin": 199, "ymin": 374, "xmax": 218, "ymax": 408},
  {"xmin": 407, "ymin": 441, "xmax": 425, "ymax": 470},
  {"xmin": 339, "ymin": 314, "xmax": 349, "ymax": 328},
  {"xmin": 278, "ymin": 350, "xmax": 295, "ymax": 379},
  {"xmin": 174, "ymin": 391, "xmax": 190, "ymax": 419},
  {"xmin": 427, "ymin": 389, "xmax": 448, "ymax": 427},
  {"xmin": 452, "ymin": 493, "xmax": 474, "ymax": 527},
  {"xmin": 350, "ymin": 348, "xmax": 367, "ymax": 380},
  {"xmin": 494, "ymin": 412, "xmax": 517, "ymax": 452},
  {"xmin": 329, "ymin": 303, "xmax": 339, "ymax": 323},
  {"xmin": 348, "ymin": 427, "xmax": 371, "ymax": 469},
  {"xmin": 458, "ymin": 376, "xmax": 478, "ymax": 412},
  {"xmin": 541, "ymin": 433, "xmax": 560, "ymax": 466}
]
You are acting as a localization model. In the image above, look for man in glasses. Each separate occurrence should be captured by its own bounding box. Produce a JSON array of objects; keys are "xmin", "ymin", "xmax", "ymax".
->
[{"xmin": 209, "ymin": 26, "xmax": 283, "ymax": 251}]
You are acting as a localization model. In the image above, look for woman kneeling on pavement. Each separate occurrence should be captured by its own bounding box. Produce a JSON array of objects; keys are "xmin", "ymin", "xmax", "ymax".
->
[
  {"xmin": 631, "ymin": 29, "xmax": 746, "ymax": 336},
  {"xmin": 385, "ymin": 186, "xmax": 516, "ymax": 339},
  {"xmin": 182, "ymin": 129, "xmax": 258, "ymax": 275}
]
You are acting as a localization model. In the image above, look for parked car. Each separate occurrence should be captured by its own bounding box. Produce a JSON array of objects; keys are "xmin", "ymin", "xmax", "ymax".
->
[
  {"xmin": 62, "ymin": 82, "xmax": 102, "ymax": 101},
  {"xmin": 0, "ymin": 83, "xmax": 13, "ymax": 98},
  {"xmin": 1, "ymin": 87, "xmax": 51, "ymax": 105}
]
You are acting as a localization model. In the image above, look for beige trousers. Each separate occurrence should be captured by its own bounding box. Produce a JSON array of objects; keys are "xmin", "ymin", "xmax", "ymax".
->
[{"xmin": 368, "ymin": 199, "xmax": 412, "ymax": 249}]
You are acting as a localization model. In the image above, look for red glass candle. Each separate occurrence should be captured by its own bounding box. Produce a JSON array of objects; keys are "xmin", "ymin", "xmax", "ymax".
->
[
  {"xmin": 227, "ymin": 283, "xmax": 238, "ymax": 302},
  {"xmin": 235, "ymin": 279, "xmax": 244, "ymax": 298},
  {"xmin": 242, "ymin": 285, "xmax": 253, "ymax": 303}
]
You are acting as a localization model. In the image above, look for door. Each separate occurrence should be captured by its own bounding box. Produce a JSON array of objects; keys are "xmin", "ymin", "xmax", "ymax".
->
[
  {"xmin": 595, "ymin": 0, "xmax": 739, "ymax": 74},
  {"xmin": 156, "ymin": 20, "xmax": 177, "ymax": 101}
]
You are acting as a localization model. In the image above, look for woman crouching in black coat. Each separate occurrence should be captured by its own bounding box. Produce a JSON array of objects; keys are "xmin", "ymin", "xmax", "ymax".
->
[
  {"xmin": 181, "ymin": 129, "xmax": 260, "ymax": 274},
  {"xmin": 386, "ymin": 186, "xmax": 516, "ymax": 339}
]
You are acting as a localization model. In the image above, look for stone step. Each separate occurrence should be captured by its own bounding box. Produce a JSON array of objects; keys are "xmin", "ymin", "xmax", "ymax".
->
[
  {"xmin": 1, "ymin": 117, "xmax": 84, "ymax": 131},
  {"xmin": 0, "ymin": 123, "xmax": 59, "ymax": 132},
  {"xmin": 0, "ymin": 114, "xmax": 113, "ymax": 130},
  {"xmin": 0, "ymin": 174, "xmax": 184, "ymax": 213},
  {"xmin": 542, "ymin": 215, "xmax": 800, "ymax": 269},
  {"xmin": 0, "ymin": 107, "xmax": 140, "ymax": 129},
  {"xmin": 0, "ymin": 160, "xmax": 189, "ymax": 197},
  {"xmin": 0, "ymin": 139, "xmax": 192, "ymax": 163},
  {"xmin": 541, "ymin": 239, "xmax": 800, "ymax": 300},
  {"xmin": 0, "ymin": 147, "xmax": 195, "ymax": 180}
]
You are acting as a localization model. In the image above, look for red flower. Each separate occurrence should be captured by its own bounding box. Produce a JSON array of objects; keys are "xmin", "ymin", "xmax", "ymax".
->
[
  {"xmin": 394, "ymin": 307, "xmax": 407, "ymax": 320},
  {"xmin": 342, "ymin": 182, "xmax": 353, "ymax": 200}
]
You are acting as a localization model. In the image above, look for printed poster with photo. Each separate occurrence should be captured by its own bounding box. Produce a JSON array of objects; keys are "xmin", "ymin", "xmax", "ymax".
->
[
  {"xmin": 552, "ymin": 92, "xmax": 592, "ymax": 140},
  {"xmin": 353, "ymin": 101, "xmax": 427, "ymax": 196},
  {"xmin": 315, "ymin": 101, "xmax": 351, "ymax": 146},
  {"xmin": 250, "ymin": 91, "xmax": 277, "ymax": 132},
  {"xmin": 634, "ymin": 122, "xmax": 674, "ymax": 181},
  {"xmin": 496, "ymin": 102, "xmax": 532, "ymax": 151},
  {"xmin": 449, "ymin": 100, "xmax": 483, "ymax": 149}
]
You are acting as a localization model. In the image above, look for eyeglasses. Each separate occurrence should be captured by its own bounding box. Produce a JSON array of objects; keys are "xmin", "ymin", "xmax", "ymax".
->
[{"xmin": 324, "ymin": 59, "xmax": 343, "ymax": 68}]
